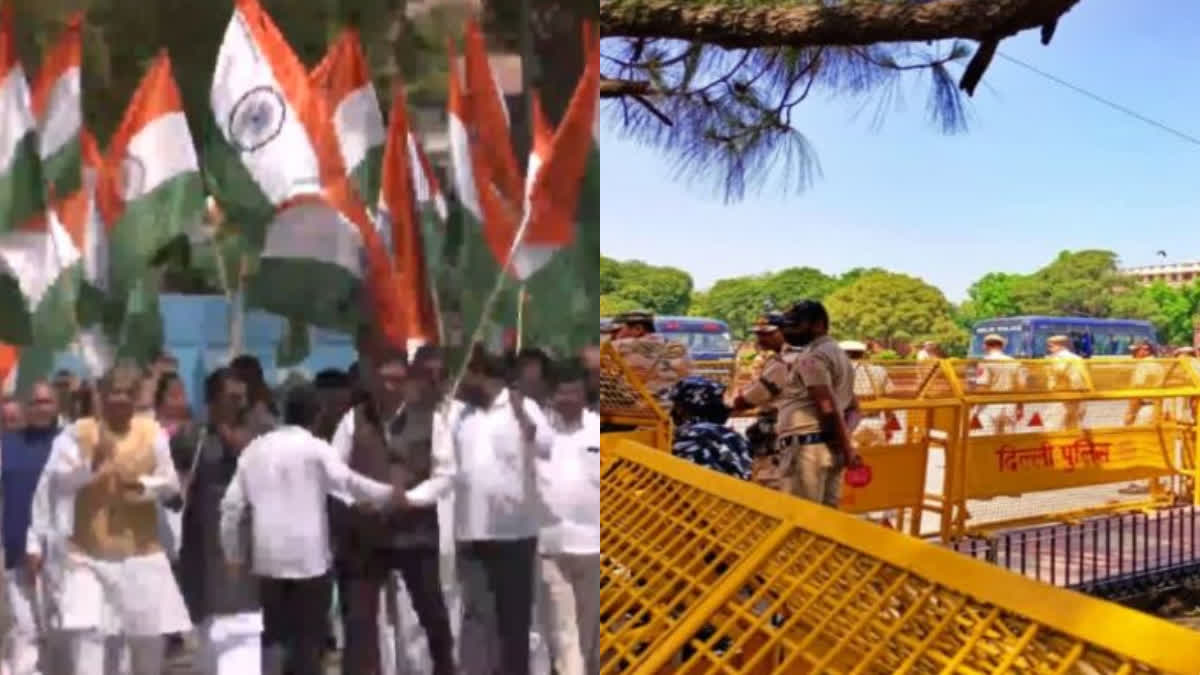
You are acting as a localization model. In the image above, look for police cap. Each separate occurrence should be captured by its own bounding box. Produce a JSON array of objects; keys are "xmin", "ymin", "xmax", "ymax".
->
[
  {"xmin": 983, "ymin": 333, "xmax": 1007, "ymax": 346},
  {"xmin": 617, "ymin": 310, "xmax": 655, "ymax": 330},
  {"xmin": 750, "ymin": 313, "xmax": 783, "ymax": 334}
]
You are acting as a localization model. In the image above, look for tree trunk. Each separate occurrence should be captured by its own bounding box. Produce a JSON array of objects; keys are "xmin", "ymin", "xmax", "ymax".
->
[{"xmin": 600, "ymin": 0, "xmax": 1080, "ymax": 49}]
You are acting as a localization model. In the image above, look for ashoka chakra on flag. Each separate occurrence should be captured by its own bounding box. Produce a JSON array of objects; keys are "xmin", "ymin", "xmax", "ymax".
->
[{"xmin": 228, "ymin": 85, "xmax": 286, "ymax": 152}]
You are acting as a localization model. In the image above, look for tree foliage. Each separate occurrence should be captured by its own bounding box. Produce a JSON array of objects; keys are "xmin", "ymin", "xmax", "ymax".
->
[
  {"xmin": 824, "ymin": 270, "xmax": 967, "ymax": 353},
  {"xmin": 600, "ymin": 0, "xmax": 1083, "ymax": 200},
  {"xmin": 688, "ymin": 266, "xmax": 838, "ymax": 335},
  {"xmin": 599, "ymin": 256, "xmax": 694, "ymax": 316},
  {"xmin": 602, "ymin": 248, "xmax": 1200, "ymax": 351}
]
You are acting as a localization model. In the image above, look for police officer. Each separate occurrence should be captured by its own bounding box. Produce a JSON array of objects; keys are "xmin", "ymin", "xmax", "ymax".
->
[
  {"xmin": 611, "ymin": 310, "xmax": 691, "ymax": 400},
  {"xmin": 734, "ymin": 315, "xmax": 787, "ymax": 484},
  {"xmin": 973, "ymin": 333, "xmax": 1023, "ymax": 434},
  {"xmin": 733, "ymin": 300, "xmax": 858, "ymax": 507}
]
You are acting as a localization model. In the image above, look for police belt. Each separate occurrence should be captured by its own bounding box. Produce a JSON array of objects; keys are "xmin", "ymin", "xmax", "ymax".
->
[{"xmin": 775, "ymin": 432, "xmax": 827, "ymax": 449}]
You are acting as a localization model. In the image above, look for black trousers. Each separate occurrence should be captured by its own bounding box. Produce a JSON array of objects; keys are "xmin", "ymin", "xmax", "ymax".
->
[
  {"xmin": 458, "ymin": 538, "xmax": 538, "ymax": 675},
  {"xmin": 259, "ymin": 573, "xmax": 333, "ymax": 675},
  {"xmin": 341, "ymin": 547, "xmax": 455, "ymax": 675}
]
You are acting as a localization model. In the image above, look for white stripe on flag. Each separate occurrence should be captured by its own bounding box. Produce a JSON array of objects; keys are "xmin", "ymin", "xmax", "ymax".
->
[
  {"xmin": 37, "ymin": 66, "xmax": 81, "ymax": 160},
  {"xmin": 261, "ymin": 201, "xmax": 363, "ymax": 277},
  {"xmin": 0, "ymin": 67, "xmax": 34, "ymax": 173},
  {"xmin": 211, "ymin": 10, "xmax": 321, "ymax": 205},
  {"xmin": 333, "ymin": 85, "xmax": 384, "ymax": 174},
  {"xmin": 447, "ymin": 115, "xmax": 480, "ymax": 221},
  {"xmin": 122, "ymin": 112, "xmax": 199, "ymax": 200}
]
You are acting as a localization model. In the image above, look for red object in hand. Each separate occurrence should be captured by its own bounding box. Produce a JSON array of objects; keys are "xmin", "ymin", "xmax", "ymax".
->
[{"xmin": 844, "ymin": 464, "xmax": 873, "ymax": 488}]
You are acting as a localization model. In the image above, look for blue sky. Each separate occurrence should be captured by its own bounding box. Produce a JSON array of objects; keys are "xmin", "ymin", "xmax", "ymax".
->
[{"xmin": 600, "ymin": 0, "xmax": 1200, "ymax": 302}]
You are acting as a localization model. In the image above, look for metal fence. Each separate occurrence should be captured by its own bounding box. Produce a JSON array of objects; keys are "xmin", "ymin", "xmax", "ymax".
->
[{"xmin": 951, "ymin": 505, "xmax": 1200, "ymax": 595}]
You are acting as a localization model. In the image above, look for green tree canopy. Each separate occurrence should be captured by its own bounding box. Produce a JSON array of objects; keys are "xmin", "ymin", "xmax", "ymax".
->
[
  {"xmin": 824, "ymin": 270, "xmax": 967, "ymax": 354},
  {"xmin": 600, "ymin": 256, "xmax": 694, "ymax": 316},
  {"xmin": 688, "ymin": 266, "xmax": 839, "ymax": 336}
]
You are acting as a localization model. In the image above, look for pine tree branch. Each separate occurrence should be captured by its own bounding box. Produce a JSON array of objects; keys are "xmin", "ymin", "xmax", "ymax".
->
[
  {"xmin": 601, "ymin": 76, "xmax": 656, "ymax": 98},
  {"xmin": 600, "ymin": 0, "xmax": 1081, "ymax": 50}
]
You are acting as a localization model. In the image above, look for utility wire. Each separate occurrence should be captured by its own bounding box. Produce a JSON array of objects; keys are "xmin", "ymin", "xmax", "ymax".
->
[{"xmin": 996, "ymin": 51, "xmax": 1200, "ymax": 147}]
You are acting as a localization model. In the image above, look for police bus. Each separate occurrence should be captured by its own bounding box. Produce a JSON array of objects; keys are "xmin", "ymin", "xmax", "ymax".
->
[
  {"xmin": 968, "ymin": 316, "xmax": 1157, "ymax": 358},
  {"xmin": 601, "ymin": 315, "xmax": 735, "ymax": 361}
]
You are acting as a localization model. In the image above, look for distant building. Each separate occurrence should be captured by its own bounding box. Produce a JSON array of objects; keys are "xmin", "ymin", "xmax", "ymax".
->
[{"xmin": 1120, "ymin": 261, "xmax": 1200, "ymax": 287}]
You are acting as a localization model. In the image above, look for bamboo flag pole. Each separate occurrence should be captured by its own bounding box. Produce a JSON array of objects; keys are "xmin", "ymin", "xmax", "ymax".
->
[{"xmin": 516, "ymin": 284, "xmax": 527, "ymax": 352}]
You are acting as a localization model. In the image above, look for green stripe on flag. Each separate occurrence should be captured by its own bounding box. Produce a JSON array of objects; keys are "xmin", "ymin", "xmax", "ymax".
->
[
  {"xmin": 115, "ymin": 274, "xmax": 164, "ymax": 365},
  {"xmin": 0, "ymin": 133, "xmax": 46, "ymax": 233},
  {"xmin": 520, "ymin": 147, "xmax": 599, "ymax": 355},
  {"xmin": 448, "ymin": 204, "xmax": 517, "ymax": 370},
  {"xmin": 41, "ymin": 135, "xmax": 80, "ymax": 202},
  {"xmin": 107, "ymin": 172, "xmax": 205, "ymax": 298},
  {"xmin": 248, "ymin": 257, "xmax": 362, "ymax": 333},
  {"xmin": 349, "ymin": 145, "xmax": 383, "ymax": 211},
  {"xmin": 30, "ymin": 263, "xmax": 80, "ymax": 349},
  {"xmin": 13, "ymin": 345, "xmax": 55, "ymax": 397},
  {"xmin": 0, "ymin": 274, "xmax": 32, "ymax": 345},
  {"xmin": 201, "ymin": 118, "xmax": 274, "ymax": 249}
]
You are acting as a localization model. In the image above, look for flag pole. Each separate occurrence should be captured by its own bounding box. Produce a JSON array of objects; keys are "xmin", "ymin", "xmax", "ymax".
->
[{"xmin": 515, "ymin": 284, "xmax": 526, "ymax": 352}]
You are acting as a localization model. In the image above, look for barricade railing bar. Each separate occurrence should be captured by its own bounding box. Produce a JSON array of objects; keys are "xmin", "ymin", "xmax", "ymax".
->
[
  {"xmin": 602, "ymin": 352, "xmax": 1200, "ymax": 542},
  {"xmin": 601, "ymin": 438, "xmax": 1200, "ymax": 674},
  {"xmin": 951, "ymin": 505, "xmax": 1200, "ymax": 594}
]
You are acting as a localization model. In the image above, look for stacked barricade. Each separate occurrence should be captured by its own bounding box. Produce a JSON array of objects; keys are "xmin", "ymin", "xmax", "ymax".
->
[
  {"xmin": 689, "ymin": 359, "xmax": 737, "ymax": 389},
  {"xmin": 599, "ymin": 341, "xmax": 673, "ymax": 452},
  {"xmin": 600, "ymin": 439, "xmax": 1200, "ymax": 674}
]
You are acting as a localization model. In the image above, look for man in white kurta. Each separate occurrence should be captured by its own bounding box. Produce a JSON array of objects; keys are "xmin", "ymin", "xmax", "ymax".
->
[
  {"xmin": 25, "ymin": 422, "xmax": 77, "ymax": 675},
  {"xmin": 45, "ymin": 366, "xmax": 192, "ymax": 675}
]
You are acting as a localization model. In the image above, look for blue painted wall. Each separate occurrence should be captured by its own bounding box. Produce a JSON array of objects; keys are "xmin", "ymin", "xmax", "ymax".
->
[{"xmin": 53, "ymin": 294, "xmax": 356, "ymax": 418}]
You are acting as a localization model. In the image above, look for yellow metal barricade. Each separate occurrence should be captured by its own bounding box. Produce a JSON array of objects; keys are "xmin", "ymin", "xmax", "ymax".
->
[
  {"xmin": 601, "ymin": 439, "xmax": 1200, "ymax": 674},
  {"xmin": 690, "ymin": 359, "xmax": 736, "ymax": 389},
  {"xmin": 944, "ymin": 357, "xmax": 1200, "ymax": 537},
  {"xmin": 600, "ymin": 341, "xmax": 673, "ymax": 451},
  {"xmin": 842, "ymin": 361, "xmax": 963, "ymax": 539}
]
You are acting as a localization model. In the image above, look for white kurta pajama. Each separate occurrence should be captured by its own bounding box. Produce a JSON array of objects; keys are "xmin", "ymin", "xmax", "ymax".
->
[{"xmin": 46, "ymin": 419, "xmax": 192, "ymax": 675}]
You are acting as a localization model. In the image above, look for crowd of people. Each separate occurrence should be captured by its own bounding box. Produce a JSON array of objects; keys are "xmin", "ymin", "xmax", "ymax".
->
[{"xmin": 0, "ymin": 342, "xmax": 603, "ymax": 675}]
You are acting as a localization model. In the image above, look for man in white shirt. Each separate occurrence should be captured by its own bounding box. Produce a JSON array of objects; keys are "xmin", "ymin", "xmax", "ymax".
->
[
  {"xmin": 219, "ymin": 384, "xmax": 400, "ymax": 675},
  {"xmin": 45, "ymin": 364, "xmax": 192, "ymax": 675},
  {"xmin": 535, "ymin": 363, "xmax": 600, "ymax": 675},
  {"xmin": 451, "ymin": 349, "xmax": 555, "ymax": 675}
]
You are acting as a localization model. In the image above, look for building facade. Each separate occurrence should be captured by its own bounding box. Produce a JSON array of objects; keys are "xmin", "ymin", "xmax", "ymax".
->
[{"xmin": 1120, "ymin": 261, "xmax": 1200, "ymax": 287}]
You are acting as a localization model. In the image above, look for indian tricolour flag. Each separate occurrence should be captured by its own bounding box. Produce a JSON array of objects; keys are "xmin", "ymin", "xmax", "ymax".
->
[
  {"xmin": 0, "ymin": 4, "xmax": 44, "ymax": 346},
  {"xmin": 445, "ymin": 37, "xmax": 513, "ymax": 357},
  {"xmin": 205, "ymin": 0, "xmax": 327, "ymax": 247},
  {"xmin": 311, "ymin": 28, "xmax": 385, "ymax": 211},
  {"xmin": 513, "ymin": 28, "xmax": 598, "ymax": 280},
  {"xmin": 31, "ymin": 12, "xmax": 82, "ymax": 204},
  {"xmin": 97, "ymin": 50, "xmax": 203, "ymax": 364},
  {"xmin": 519, "ymin": 26, "xmax": 600, "ymax": 355},
  {"xmin": 0, "ymin": 5, "xmax": 78, "ymax": 355},
  {"xmin": 378, "ymin": 83, "xmax": 438, "ymax": 352},
  {"xmin": 209, "ymin": 0, "xmax": 403, "ymax": 339},
  {"xmin": 98, "ymin": 50, "xmax": 203, "ymax": 300}
]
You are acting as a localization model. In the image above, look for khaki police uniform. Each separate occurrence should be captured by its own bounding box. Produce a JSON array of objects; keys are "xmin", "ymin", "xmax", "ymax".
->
[
  {"xmin": 612, "ymin": 333, "xmax": 691, "ymax": 398},
  {"xmin": 1047, "ymin": 338, "xmax": 1086, "ymax": 429},
  {"xmin": 739, "ymin": 349, "xmax": 795, "ymax": 491},
  {"xmin": 974, "ymin": 342, "xmax": 1023, "ymax": 434},
  {"xmin": 771, "ymin": 336, "xmax": 856, "ymax": 507},
  {"xmin": 1128, "ymin": 356, "xmax": 1167, "ymax": 426}
]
